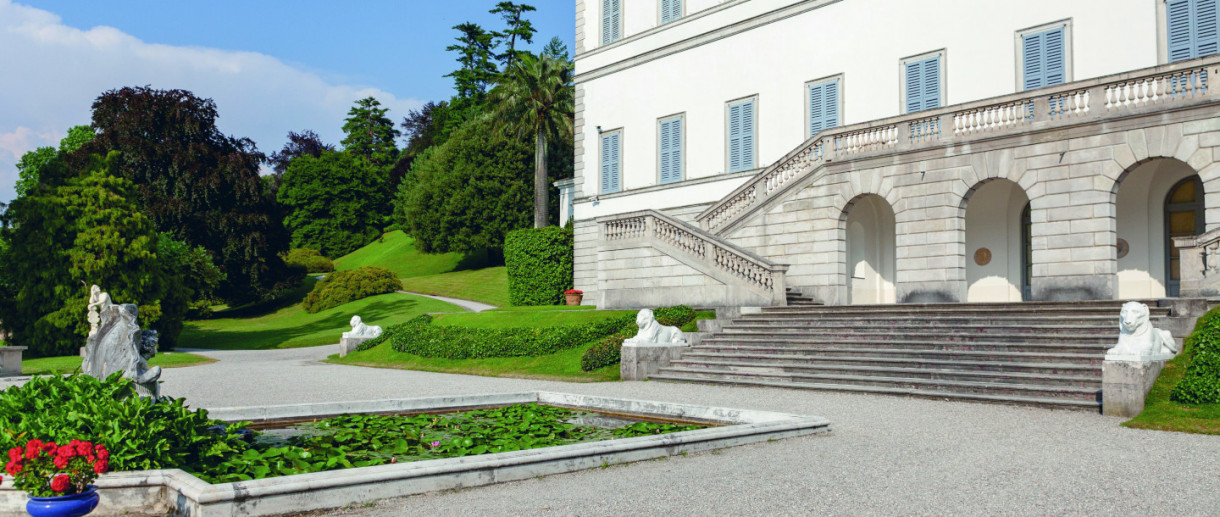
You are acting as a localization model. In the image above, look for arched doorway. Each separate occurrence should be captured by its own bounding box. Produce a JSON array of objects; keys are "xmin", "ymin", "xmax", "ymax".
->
[
  {"xmin": 964, "ymin": 179, "xmax": 1031, "ymax": 302},
  {"xmin": 1115, "ymin": 158, "xmax": 1202, "ymax": 298},
  {"xmin": 844, "ymin": 194, "xmax": 896, "ymax": 304}
]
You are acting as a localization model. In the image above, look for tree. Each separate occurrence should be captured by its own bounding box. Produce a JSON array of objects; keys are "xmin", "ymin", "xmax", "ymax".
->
[
  {"xmin": 72, "ymin": 86, "xmax": 294, "ymax": 304},
  {"xmin": 395, "ymin": 117, "xmax": 532, "ymax": 255},
  {"xmin": 445, "ymin": 23, "xmax": 499, "ymax": 105},
  {"xmin": 340, "ymin": 98, "xmax": 400, "ymax": 168},
  {"xmin": 269, "ymin": 130, "xmax": 334, "ymax": 176},
  {"xmin": 13, "ymin": 126, "xmax": 94, "ymax": 199},
  {"xmin": 394, "ymin": 100, "xmax": 452, "ymax": 188},
  {"xmin": 542, "ymin": 36, "xmax": 570, "ymax": 61},
  {"xmin": 487, "ymin": 53, "xmax": 575, "ymax": 228},
  {"xmin": 278, "ymin": 150, "xmax": 390, "ymax": 257},
  {"xmin": 0, "ymin": 154, "xmax": 186, "ymax": 356},
  {"xmin": 490, "ymin": 2, "xmax": 537, "ymax": 70}
]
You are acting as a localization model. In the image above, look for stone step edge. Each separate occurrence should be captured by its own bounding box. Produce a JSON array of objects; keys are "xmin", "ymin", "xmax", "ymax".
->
[
  {"xmin": 648, "ymin": 375, "xmax": 1099, "ymax": 409},
  {"xmin": 679, "ymin": 352, "xmax": 1101, "ymax": 371},
  {"xmin": 669, "ymin": 359, "xmax": 1102, "ymax": 383},
  {"xmin": 703, "ymin": 337, "xmax": 1113, "ymax": 347},
  {"xmin": 657, "ymin": 367, "xmax": 1100, "ymax": 394},
  {"xmin": 693, "ymin": 345, "xmax": 1103, "ymax": 359}
]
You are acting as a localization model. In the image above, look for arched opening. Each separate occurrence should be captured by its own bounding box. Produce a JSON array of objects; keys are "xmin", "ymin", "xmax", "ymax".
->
[
  {"xmin": 844, "ymin": 194, "xmax": 896, "ymax": 304},
  {"xmin": 1115, "ymin": 158, "xmax": 1202, "ymax": 298},
  {"xmin": 964, "ymin": 179, "xmax": 1031, "ymax": 302}
]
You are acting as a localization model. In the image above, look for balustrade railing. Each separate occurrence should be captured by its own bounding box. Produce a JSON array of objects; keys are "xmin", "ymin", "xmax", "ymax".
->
[{"xmin": 694, "ymin": 55, "xmax": 1220, "ymax": 235}]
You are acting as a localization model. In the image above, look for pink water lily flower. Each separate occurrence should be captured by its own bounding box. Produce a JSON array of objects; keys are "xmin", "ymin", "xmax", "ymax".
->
[{"xmin": 430, "ymin": 441, "xmax": 441, "ymax": 448}]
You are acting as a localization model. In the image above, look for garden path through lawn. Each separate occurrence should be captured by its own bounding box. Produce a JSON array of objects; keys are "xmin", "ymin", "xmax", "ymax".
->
[
  {"xmin": 394, "ymin": 291, "xmax": 495, "ymax": 312},
  {"xmin": 151, "ymin": 345, "xmax": 1220, "ymax": 516}
]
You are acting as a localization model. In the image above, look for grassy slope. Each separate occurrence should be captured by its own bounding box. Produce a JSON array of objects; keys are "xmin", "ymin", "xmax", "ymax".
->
[
  {"xmin": 22, "ymin": 351, "xmax": 215, "ymax": 376},
  {"xmin": 1124, "ymin": 346, "xmax": 1220, "ymax": 435},
  {"xmin": 326, "ymin": 308, "xmax": 635, "ymax": 381},
  {"xmin": 334, "ymin": 231, "xmax": 510, "ymax": 307},
  {"xmin": 181, "ymin": 292, "xmax": 462, "ymax": 350}
]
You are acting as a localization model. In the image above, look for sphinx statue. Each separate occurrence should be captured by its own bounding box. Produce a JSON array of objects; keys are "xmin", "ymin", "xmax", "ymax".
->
[
  {"xmin": 623, "ymin": 309, "xmax": 688, "ymax": 346},
  {"xmin": 1105, "ymin": 301, "xmax": 1179, "ymax": 361},
  {"xmin": 81, "ymin": 286, "xmax": 161, "ymax": 398},
  {"xmin": 342, "ymin": 315, "xmax": 382, "ymax": 340}
]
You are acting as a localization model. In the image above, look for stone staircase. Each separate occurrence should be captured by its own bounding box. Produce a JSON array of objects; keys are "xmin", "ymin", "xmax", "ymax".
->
[
  {"xmin": 785, "ymin": 288, "xmax": 821, "ymax": 306},
  {"xmin": 652, "ymin": 301, "xmax": 1177, "ymax": 409}
]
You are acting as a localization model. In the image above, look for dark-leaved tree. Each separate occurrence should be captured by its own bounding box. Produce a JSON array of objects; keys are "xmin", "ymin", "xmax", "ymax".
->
[
  {"xmin": 278, "ymin": 150, "xmax": 390, "ymax": 258},
  {"xmin": 73, "ymin": 86, "xmax": 294, "ymax": 304}
]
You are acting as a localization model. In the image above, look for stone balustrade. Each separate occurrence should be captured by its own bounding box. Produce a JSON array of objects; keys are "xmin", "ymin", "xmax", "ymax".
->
[
  {"xmin": 694, "ymin": 55, "xmax": 1220, "ymax": 235},
  {"xmin": 1174, "ymin": 227, "xmax": 1220, "ymax": 298}
]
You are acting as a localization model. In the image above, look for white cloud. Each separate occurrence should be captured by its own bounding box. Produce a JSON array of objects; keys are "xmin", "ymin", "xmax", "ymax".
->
[{"xmin": 0, "ymin": 0, "xmax": 423, "ymax": 202}]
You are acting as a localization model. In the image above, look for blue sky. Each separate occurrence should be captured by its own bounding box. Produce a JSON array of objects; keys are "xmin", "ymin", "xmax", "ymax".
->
[{"xmin": 0, "ymin": 0, "xmax": 575, "ymax": 203}]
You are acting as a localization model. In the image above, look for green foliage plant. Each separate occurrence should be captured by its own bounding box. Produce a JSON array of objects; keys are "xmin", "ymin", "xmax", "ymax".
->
[
  {"xmin": 301, "ymin": 267, "xmax": 403, "ymax": 314},
  {"xmin": 505, "ymin": 226, "xmax": 573, "ymax": 306},
  {"xmin": 1170, "ymin": 307, "xmax": 1220, "ymax": 404},
  {"xmin": 278, "ymin": 150, "xmax": 390, "ymax": 258},
  {"xmin": 284, "ymin": 248, "xmax": 335, "ymax": 274},
  {"xmin": 341, "ymin": 97, "xmax": 400, "ymax": 169},
  {"xmin": 580, "ymin": 306, "xmax": 697, "ymax": 372}
]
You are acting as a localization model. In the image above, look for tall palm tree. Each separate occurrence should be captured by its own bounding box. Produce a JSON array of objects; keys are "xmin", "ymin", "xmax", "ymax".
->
[{"xmin": 488, "ymin": 53, "xmax": 574, "ymax": 228}]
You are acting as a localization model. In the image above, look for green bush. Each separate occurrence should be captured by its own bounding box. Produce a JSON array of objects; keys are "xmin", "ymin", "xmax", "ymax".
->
[
  {"xmin": 283, "ymin": 248, "xmax": 335, "ymax": 274},
  {"xmin": 505, "ymin": 226, "xmax": 574, "ymax": 306},
  {"xmin": 579, "ymin": 306, "xmax": 698, "ymax": 372},
  {"xmin": 301, "ymin": 266, "xmax": 402, "ymax": 313},
  {"xmin": 1171, "ymin": 307, "xmax": 1220, "ymax": 404},
  {"xmin": 373, "ymin": 314, "xmax": 632, "ymax": 359}
]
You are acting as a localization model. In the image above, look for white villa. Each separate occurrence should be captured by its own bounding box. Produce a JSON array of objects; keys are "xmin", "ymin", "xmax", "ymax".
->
[{"xmin": 568, "ymin": 0, "xmax": 1220, "ymax": 309}]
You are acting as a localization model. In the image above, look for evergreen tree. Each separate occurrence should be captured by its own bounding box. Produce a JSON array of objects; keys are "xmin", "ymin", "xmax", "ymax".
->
[
  {"xmin": 490, "ymin": 2, "xmax": 537, "ymax": 70},
  {"xmin": 340, "ymin": 98, "xmax": 400, "ymax": 168},
  {"xmin": 445, "ymin": 23, "xmax": 499, "ymax": 106},
  {"xmin": 278, "ymin": 150, "xmax": 390, "ymax": 257}
]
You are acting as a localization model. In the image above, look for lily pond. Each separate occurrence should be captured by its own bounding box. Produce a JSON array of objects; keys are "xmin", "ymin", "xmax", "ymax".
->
[{"xmin": 210, "ymin": 403, "xmax": 705, "ymax": 483}]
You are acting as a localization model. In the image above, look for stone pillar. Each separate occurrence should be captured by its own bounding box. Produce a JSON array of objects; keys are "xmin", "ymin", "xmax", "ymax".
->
[
  {"xmin": 555, "ymin": 178, "xmax": 576, "ymax": 226},
  {"xmin": 339, "ymin": 337, "xmax": 374, "ymax": 357},
  {"xmin": 1102, "ymin": 359, "xmax": 1166, "ymax": 417},
  {"xmin": 620, "ymin": 343, "xmax": 688, "ymax": 381}
]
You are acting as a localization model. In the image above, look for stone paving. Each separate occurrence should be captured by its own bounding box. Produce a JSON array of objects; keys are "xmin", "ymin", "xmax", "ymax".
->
[{"xmin": 160, "ymin": 346, "xmax": 1220, "ymax": 516}]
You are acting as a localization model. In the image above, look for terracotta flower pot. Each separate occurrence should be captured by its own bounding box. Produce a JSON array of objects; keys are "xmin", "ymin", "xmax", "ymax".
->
[{"xmin": 564, "ymin": 293, "xmax": 583, "ymax": 306}]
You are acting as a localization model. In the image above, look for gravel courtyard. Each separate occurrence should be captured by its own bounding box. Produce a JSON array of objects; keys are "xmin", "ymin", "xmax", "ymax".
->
[{"xmin": 91, "ymin": 346, "xmax": 1220, "ymax": 515}]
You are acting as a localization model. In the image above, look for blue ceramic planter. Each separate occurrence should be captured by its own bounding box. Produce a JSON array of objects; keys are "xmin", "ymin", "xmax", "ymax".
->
[{"xmin": 25, "ymin": 485, "xmax": 99, "ymax": 517}]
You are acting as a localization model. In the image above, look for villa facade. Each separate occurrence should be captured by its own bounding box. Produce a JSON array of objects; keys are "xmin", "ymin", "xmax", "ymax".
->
[{"xmin": 571, "ymin": 0, "xmax": 1220, "ymax": 308}]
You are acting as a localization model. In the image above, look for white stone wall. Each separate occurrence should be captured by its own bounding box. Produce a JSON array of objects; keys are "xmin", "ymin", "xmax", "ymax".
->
[{"xmin": 595, "ymin": 245, "xmax": 727, "ymax": 308}]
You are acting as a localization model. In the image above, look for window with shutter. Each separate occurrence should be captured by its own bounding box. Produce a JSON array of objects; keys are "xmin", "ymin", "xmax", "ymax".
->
[
  {"xmin": 808, "ymin": 78, "xmax": 841, "ymax": 137},
  {"xmin": 1168, "ymin": 0, "xmax": 1219, "ymax": 62},
  {"xmin": 602, "ymin": 0, "xmax": 621, "ymax": 45},
  {"xmin": 661, "ymin": 0, "xmax": 682, "ymax": 24},
  {"xmin": 1022, "ymin": 26, "xmax": 1067, "ymax": 90},
  {"xmin": 659, "ymin": 116, "xmax": 683, "ymax": 184},
  {"xmin": 727, "ymin": 99, "xmax": 755, "ymax": 173},
  {"xmin": 904, "ymin": 55, "xmax": 942, "ymax": 114},
  {"xmin": 601, "ymin": 132, "xmax": 621, "ymax": 194}
]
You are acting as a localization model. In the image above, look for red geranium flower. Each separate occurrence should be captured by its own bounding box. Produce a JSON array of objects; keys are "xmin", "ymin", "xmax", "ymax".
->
[
  {"xmin": 93, "ymin": 459, "xmax": 108, "ymax": 474},
  {"xmin": 50, "ymin": 474, "xmax": 69, "ymax": 493},
  {"xmin": 24, "ymin": 439, "xmax": 43, "ymax": 460},
  {"xmin": 7, "ymin": 447, "xmax": 20, "ymax": 463},
  {"xmin": 41, "ymin": 442, "xmax": 57, "ymax": 455},
  {"xmin": 564, "ymin": 289, "xmax": 583, "ymax": 294}
]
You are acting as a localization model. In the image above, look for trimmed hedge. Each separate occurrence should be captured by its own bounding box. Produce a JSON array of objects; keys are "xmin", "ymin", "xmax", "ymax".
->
[
  {"xmin": 302, "ymin": 266, "xmax": 402, "ymax": 313},
  {"xmin": 368, "ymin": 313, "xmax": 633, "ymax": 359},
  {"xmin": 505, "ymin": 226, "xmax": 574, "ymax": 306},
  {"xmin": 1170, "ymin": 307, "xmax": 1220, "ymax": 404},
  {"xmin": 283, "ymin": 248, "xmax": 335, "ymax": 274},
  {"xmin": 579, "ymin": 306, "xmax": 697, "ymax": 372}
]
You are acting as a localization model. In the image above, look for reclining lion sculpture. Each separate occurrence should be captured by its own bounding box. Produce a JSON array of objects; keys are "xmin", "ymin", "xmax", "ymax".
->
[
  {"xmin": 1105, "ymin": 301, "xmax": 1178, "ymax": 361},
  {"xmin": 623, "ymin": 309, "xmax": 688, "ymax": 346}
]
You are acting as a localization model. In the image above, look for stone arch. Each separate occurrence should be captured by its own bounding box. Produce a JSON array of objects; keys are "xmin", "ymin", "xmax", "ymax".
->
[
  {"xmin": 839, "ymin": 193, "xmax": 897, "ymax": 304},
  {"xmin": 959, "ymin": 178, "xmax": 1031, "ymax": 302},
  {"xmin": 1112, "ymin": 156, "xmax": 1202, "ymax": 298}
]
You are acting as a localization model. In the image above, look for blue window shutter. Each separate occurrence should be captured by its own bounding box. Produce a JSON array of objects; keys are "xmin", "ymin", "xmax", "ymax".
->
[
  {"xmin": 659, "ymin": 117, "xmax": 682, "ymax": 184},
  {"xmin": 602, "ymin": 0, "xmax": 621, "ymax": 44},
  {"xmin": 1044, "ymin": 27, "xmax": 1066, "ymax": 86},
  {"xmin": 659, "ymin": 120, "xmax": 670, "ymax": 183},
  {"xmin": 740, "ymin": 100, "xmax": 754, "ymax": 171},
  {"xmin": 1022, "ymin": 33, "xmax": 1044, "ymax": 90},
  {"xmin": 728, "ymin": 103, "xmax": 742, "ymax": 172},
  {"xmin": 1198, "ymin": 0, "xmax": 1219, "ymax": 57},
  {"xmin": 602, "ymin": 133, "xmax": 620, "ymax": 193},
  {"xmin": 921, "ymin": 57, "xmax": 941, "ymax": 111},
  {"xmin": 1169, "ymin": 0, "xmax": 1196, "ymax": 61},
  {"xmin": 610, "ymin": 0, "xmax": 621, "ymax": 42},
  {"xmin": 662, "ymin": 0, "xmax": 682, "ymax": 24},
  {"xmin": 808, "ymin": 80, "xmax": 840, "ymax": 136},
  {"xmin": 905, "ymin": 60, "xmax": 923, "ymax": 114}
]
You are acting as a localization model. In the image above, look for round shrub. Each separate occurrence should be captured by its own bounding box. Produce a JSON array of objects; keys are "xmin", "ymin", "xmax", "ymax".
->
[
  {"xmin": 283, "ymin": 248, "xmax": 335, "ymax": 274},
  {"xmin": 302, "ymin": 266, "xmax": 402, "ymax": 313},
  {"xmin": 1170, "ymin": 307, "xmax": 1220, "ymax": 404}
]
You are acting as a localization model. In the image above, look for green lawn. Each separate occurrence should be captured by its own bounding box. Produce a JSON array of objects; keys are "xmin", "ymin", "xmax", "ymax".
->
[
  {"xmin": 398, "ymin": 267, "xmax": 510, "ymax": 307},
  {"xmin": 433, "ymin": 308, "xmax": 632, "ymax": 329},
  {"xmin": 326, "ymin": 339, "xmax": 620, "ymax": 382},
  {"xmin": 1124, "ymin": 349, "xmax": 1220, "ymax": 435},
  {"xmin": 181, "ymin": 292, "xmax": 463, "ymax": 350},
  {"xmin": 333, "ymin": 231, "xmax": 475, "ymax": 279},
  {"xmin": 22, "ymin": 351, "xmax": 215, "ymax": 376}
]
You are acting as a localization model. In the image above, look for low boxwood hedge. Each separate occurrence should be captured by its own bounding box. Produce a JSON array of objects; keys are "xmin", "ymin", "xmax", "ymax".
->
[
  {"xmin": 302, "ymin": 266, "xmax": 402, "ymax": 313},
  {"xmin": 1170, "ymin": 307, "xmax": 1220, "ymax": 404},
  {"xmin": 505, "ymin": 226, "xmax": 574, "ymax": 306},
  {"xmin": 579, "ymin": 306, "xmax": 696, "ymax": 372}
]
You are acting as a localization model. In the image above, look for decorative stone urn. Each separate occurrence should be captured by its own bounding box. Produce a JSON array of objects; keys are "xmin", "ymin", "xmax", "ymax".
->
[{"xmin": 564, "ymin": 289, "xmax": 583, "ymax": 306}]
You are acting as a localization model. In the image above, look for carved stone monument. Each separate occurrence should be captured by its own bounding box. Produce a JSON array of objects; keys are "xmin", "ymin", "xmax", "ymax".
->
[
  {"xmin": 621, "ymin": 309, "xmax": 689, "ymax": 381},
  {"xmin": 339, "ymin": 315, "xmax": 382, "ymax": 357},
  {"xmin": 81, "ymin": 286, "xmax": 161, "ymax": 398},
  {"xmin": 1102, "ymin": 302, "xmax": 1179, "ymax": 417}
]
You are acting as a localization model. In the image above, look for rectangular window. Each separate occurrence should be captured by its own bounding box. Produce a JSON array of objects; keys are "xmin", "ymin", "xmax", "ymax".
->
[
  {"xmin": 904, "ymin": 54, "xmax": 942, "ymax": 114},
  {"xmin": 658, "ymin": 115, "xmax": 683, "ymax": 184},
  {"xmin": 807, "ymin": 77, "xmax": 840, "ymax": 137},
  {"xmin": 601, "ymin": 131, "xmax": 621, "ymax": 194},
  {"xmin": 661, "ymin": 0, "xmax": 683, "ymax": 24},
  {"xmin": 1168, "ymin": 0, "xmax": 1219, "ymax": 62},
  {"xmin": 1022, "ymin": 26, "xmax": 1067, "ymax": 90},
  {"xmin": 602, "ymin": 0, "xmax": 622, "ymax": 45},
  {"xmin": 727, "ymin": 98, "xmax": 756, "ymax": 173}
]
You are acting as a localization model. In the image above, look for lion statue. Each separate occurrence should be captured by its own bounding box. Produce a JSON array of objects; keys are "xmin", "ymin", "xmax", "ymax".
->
[
  {"xmin": 623, "ymin": 309, "xmax": 688, "ymax": 346},
  {"xmin": 342, "ymin": 315, "xmax": 382, "ymax": 340},
  {"xmin": 1105, "ymin": 301, "xmax": 1178, "ymax": 360}
]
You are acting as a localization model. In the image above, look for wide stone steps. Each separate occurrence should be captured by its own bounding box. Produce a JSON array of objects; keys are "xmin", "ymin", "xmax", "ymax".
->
[{"xmin": 650, "ymin": 300, "xmax": 1167, "ymax": 409}]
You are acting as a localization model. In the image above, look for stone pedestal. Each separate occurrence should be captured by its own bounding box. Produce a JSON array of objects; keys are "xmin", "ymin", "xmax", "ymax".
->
[
  {"xmin": 0, "ymin": 347, "xmax": 26, "ymax": 377},
  {"xmin": 339, "ymin": 337, "xmax": 374, "ymax": 357},
  {"xmin": 1102, "ymin": 359, "xmax": 1167, "ymax": 417},
  {"xmin": 620, "ymin": 343, "xmax": 687, "ymax": 381}
]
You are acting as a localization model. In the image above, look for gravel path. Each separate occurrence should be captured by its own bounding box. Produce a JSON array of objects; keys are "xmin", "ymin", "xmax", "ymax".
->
[
  {"xmin": 159, "ymin": 346, "xmax": 1220, "ymax": 516},
  {"xmin": 396, "ymin": 291, "xmax": 496, "ymax": 312}
]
